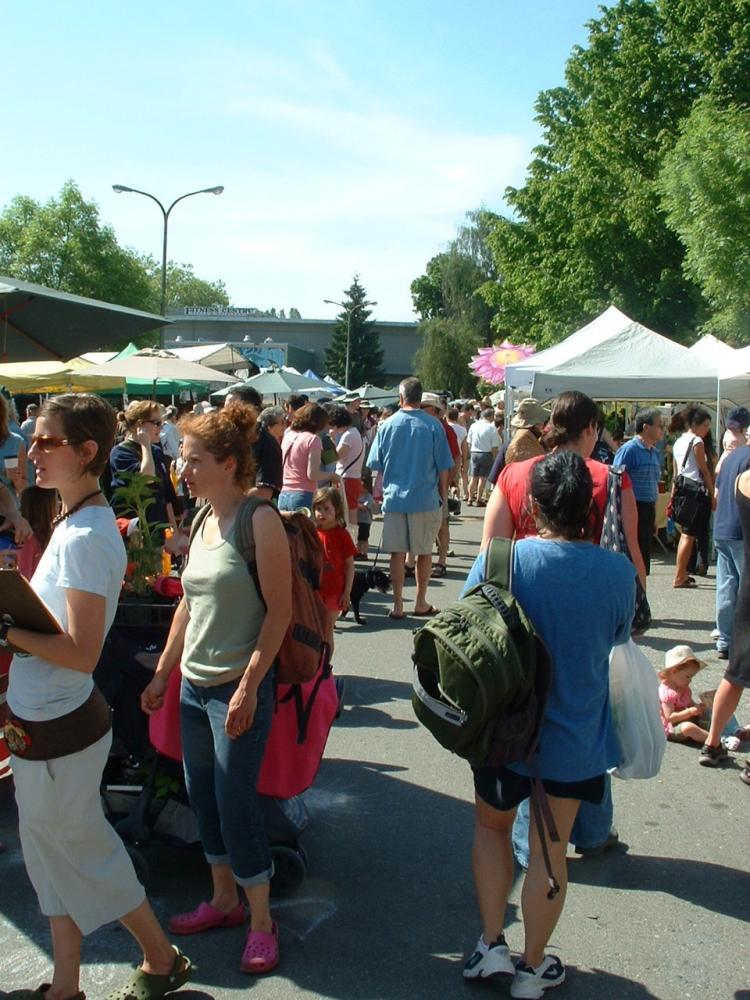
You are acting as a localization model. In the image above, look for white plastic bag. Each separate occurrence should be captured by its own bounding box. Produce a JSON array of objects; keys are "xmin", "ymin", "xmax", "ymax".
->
[{"xmin": 609, "ymin": 639, "xmax": 666, "ymax": 779}]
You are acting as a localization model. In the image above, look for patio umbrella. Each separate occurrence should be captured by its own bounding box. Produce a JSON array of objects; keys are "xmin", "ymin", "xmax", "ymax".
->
[
  {"xmin": 0, "ymin": 276, "xmax": 168, "ymax": 362},
  {"xmin": 84, "ymin": 348, "xmax": 239, "ymax": 395},
  {"xmin": 341, "ymin": 383, "xmax": 400, "ymax": 405},
  {"xmin": 212, "ymin": 367, "xmax": 331, "ymax": 401},
  {"xmin": 0, "ymin": 358, "xmax": 125, "ymax": 394}
]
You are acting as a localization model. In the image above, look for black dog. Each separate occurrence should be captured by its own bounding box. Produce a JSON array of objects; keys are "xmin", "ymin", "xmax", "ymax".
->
[{"xmin": 342, "ymin": 568, "xmax": 392, "ymax": 624}]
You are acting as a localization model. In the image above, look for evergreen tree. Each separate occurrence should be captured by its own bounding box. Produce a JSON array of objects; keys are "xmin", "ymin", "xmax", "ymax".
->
[{"xmin": 325, "ymin": 276, "xmax": 384, "ymax": 387}]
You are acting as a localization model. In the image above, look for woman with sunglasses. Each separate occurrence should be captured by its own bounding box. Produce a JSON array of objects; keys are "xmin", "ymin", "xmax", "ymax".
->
[
  {"xmin": 110, "ymin": 401, "xmax": 178, "ymax": 539},
  {"xmin": 4, "ymin": 394, "xmax": 192, "ymax": 1000}
]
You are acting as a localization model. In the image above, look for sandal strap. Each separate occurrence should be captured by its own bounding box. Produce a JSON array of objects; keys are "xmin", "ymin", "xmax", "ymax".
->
[{"xmin": 105, "ymin": 948, "xmax": 192, "ymax": 1000}]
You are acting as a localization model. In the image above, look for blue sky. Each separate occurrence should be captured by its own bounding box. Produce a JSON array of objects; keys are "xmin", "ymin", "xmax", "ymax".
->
[{"xmin": 3, "ymin": 0, "xmax": 603, "ymax": 320}]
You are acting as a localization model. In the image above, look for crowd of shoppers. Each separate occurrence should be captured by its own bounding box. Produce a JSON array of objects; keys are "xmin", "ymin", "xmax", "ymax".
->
[{"xmin": 1, "ymin": 376, "xmax": 749, "ymax": 1000}]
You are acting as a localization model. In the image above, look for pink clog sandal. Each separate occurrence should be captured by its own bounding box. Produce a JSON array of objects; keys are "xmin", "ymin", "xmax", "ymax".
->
[
  {"xmin": 240, "ymin": 921, "xmax": 279, "ymax": 974},
  {"xmin": 168, "ymin": 900, "xmax": 246, "ymax": 935}
]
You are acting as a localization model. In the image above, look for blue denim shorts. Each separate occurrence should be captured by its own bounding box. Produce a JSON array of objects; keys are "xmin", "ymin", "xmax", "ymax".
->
[
  {"xmin": 278, "ymin": 490, "xmax": 314, "ymax": 512},
  {"xmin": 180, "ymin": 671, "xmax": 275, "ymax": 885}
]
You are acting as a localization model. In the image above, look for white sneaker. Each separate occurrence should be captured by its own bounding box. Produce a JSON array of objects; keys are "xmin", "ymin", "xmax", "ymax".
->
[
  {"xmin": 463, "ymin": 933, "xmax": 515, "ymax": 979},
  {"xmin": 510, "ymin": 955, "xmax": 566, "ymax": 998},
  {"xmin": 710, "ymin": 628, "xmax": 720, "ymax": 639}
]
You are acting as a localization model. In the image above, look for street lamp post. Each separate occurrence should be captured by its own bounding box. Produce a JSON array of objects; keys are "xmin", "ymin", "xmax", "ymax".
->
[
  {"xmin": 323, "ymin": 297, "xmax": 377, "ymax": 389},
  {"xmin": 112, "ymin": 184, "xmax": 224, "ymax": 337}
]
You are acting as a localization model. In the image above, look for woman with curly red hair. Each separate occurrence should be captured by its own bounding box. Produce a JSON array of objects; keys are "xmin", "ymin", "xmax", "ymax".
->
[{"xmin": 141, "ymin": 402, "xmax": 292, "ymax": 976}]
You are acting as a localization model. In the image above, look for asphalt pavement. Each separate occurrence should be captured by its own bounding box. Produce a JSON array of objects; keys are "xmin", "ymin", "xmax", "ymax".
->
[{"xmin": 0, "ymin": 508, "xmax": 748, "ymax": 999}]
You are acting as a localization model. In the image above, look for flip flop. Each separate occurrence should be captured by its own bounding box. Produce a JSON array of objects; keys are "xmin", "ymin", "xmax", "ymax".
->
[
  {"xmin": 430, "ymin": 563, "xmax": 447, "ymax": 578},
  {"xmin": 739, "ymin": 767, "xmax": 750, "ymax": 786},
  {"xmin": 387, "ymin": 610, "xmax": 406, "ymax": 620},
  {"xmin": 106, "ymin": 947, "xmax": 193, "ymax": 1000},
  {"xmin": 168, "ymin": 900, "xmax": 246, "ymax": 935},
  {"xmin": 673, "ymin": 579, "xmax": 697, "ymax": 589},
  {"xmin": 413, "ymin": 605, "xmax": 439, "ymax": 617}
]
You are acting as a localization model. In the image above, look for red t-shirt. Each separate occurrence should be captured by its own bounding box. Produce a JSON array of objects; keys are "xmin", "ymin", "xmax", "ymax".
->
[
  {"xmin": 317, "ymin": 525, "xmax": 358, "ymax": 606},
  {"xmin": 442, "ymin": 419, "xmax": 460, "ymax": 461},
  {"xmin": 498, "ymin": 455, "xmax": 632, "ymax": 541}
]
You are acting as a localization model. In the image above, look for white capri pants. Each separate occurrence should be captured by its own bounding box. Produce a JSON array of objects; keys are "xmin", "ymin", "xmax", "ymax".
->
[{"xmin": 12, "ymin": 730, "xmax": 145, "ymax": 936}]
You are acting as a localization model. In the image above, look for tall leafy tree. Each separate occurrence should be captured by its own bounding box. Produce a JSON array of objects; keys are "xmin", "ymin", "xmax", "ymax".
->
[
  {"xmin": 325, "ymin": 276, "xmax": 384, "ymax": 387},
  {"xmin": 659, "ymin": 95, "xmax": 750, "ymax": 342},
  {"xmin": 414, "ymin": 317, "xmax": 483, "ymax": 397},
  {"xmin": 412, "ymin": 209, "xmax": 498, "ymax": 394},
  {"xmin": 482, "ymin": 0, "xmax": 750, "ymax": 347},
  {"xmin": 138, "ymin": 256, "xmax": 230, "ymax": 312},
  {"xmin": 0, "ymin": 180, "xmax": 152, "ymax": 309}
]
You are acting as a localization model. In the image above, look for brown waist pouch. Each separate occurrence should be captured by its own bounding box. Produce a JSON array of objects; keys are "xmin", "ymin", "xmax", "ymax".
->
[{"xmin": 4, "ymin": 687, "xmax": 112, "ymax": 761}]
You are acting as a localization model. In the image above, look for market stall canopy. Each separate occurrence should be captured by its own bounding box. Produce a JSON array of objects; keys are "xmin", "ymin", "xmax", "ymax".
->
[
  {"xmin": 0, "ymin": 276, "xmax": 168, "ymax": 362},
  {"xmin": 84, "ymin": 348, "xmax": 240, "ymax": 390},
  {"xmin": 506, "ymin": 305, "xmax": 733, "ymax": 402},
  {"xmin": 0, "ymin": 358, "xmax": 125, "ymax": 394},
  {"xmin": 687, "ymin": 334, "xmax": 739, "ymax": 368},
  {"xmin": 340, "ymin": 383, "xmax": 400, "ymax": 405},
  {"xmin": 212, "ymin": 367, "xmax": 331, "ymax": 400}
]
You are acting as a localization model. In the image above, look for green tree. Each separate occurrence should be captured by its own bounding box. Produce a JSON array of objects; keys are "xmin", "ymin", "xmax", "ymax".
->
[
  {"xmin": 0, "ymin": 180, "xmax": 152, "ymax": 309},
  {"xmin": 325, "ymin": 276, "xmax": 384, "ymax": 387},
  {"xmin": 414, "ymin": 317, "xmax": 483, "ymax": 397},
  {"xmin": 139, "ymin": 255, "xmax": 230, "ymax": 312},
  {"xmin": 411, "ymin": 209, "xmax": 498, "ymax": 343},
  {"xmin": 482, "ymin": 0, "xmax": 750, "ymax": 348},
  {"xmin": 659, "ymin": 95, "xmax": 750, "ymax": 342}
]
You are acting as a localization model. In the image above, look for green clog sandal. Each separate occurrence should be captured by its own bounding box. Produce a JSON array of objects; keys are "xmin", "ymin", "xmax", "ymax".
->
[{"xmin": 106, "ymin": 948, "xmax": 193, "ymax": 1000}]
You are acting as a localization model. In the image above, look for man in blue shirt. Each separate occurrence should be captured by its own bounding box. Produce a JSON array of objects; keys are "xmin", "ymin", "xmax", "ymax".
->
[
  {"xmin": 368, "ymin": 377, "xmax": 453, "ymax": 618},
  {"xmin": 713, "ymin": 441, "xmax": 750, "ymax": 657},
  {"xmin": 613, "ymin": 409, "xmax": 665, "ymax": 574}
]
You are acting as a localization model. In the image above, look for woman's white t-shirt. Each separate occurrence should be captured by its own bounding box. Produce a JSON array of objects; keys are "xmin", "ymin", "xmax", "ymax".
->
[
  {"xmin": 7, "ymin": 506, "xmax": 127, "ymax": 722},
  {"xmin": 336, "ymin": 427, "xmax": 365, "ymax": 479},
  {"xmin": 673, "ymin": 432, "xmax": 704, "ymax": 483}
]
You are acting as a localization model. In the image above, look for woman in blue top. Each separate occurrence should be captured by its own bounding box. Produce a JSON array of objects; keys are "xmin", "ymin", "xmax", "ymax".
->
[{"xmin": 463, "ymin": 451, "xmax": 634, "ymax": 999}]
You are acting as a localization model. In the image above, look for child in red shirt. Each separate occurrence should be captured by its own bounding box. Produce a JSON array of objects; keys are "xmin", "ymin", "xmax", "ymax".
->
[{"xmin": 313, "ymin": 486, "xmax": 357, "ymax": 657}]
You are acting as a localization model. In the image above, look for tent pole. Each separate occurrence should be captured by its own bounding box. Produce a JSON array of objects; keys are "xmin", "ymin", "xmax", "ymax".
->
[{"xmin": 716, "ymin": 379, "xmax": 722, "ymax": 446}]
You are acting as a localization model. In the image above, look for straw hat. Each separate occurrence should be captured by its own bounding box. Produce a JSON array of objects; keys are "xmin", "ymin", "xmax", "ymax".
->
[
  {"xmin": 510, "ymin": 397, "xmax": 548, "ymax": 429},
  {"xmin": 420, "ymin": 392, "xmax": 445, "ymax": 412}
]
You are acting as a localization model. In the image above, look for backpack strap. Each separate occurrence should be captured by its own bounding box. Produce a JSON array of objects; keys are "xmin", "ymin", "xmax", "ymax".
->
[
  {"xmin": 234, "ymin": 495, "xmax": 282, "ymax": 606},
  {"xmin": 187, "ymin": 503, "xmax": 212, "ymax": 551},
  {"xmin": 484, "ymin": 537, "xmax": 513, "ymax": 590}
]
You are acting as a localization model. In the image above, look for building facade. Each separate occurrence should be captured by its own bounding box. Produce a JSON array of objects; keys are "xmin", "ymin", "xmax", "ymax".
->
[{"xmin": 165, "ymin": 307, "xmax": 422, "ymax": 384}]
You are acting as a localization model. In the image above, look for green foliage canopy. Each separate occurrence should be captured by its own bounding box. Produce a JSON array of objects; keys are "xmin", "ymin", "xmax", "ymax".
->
[
  {"xmin": 482, "ymin": 0, "xmax": 750, "ymax": 348},
  {"xmin": 659, "ymin": 95, "xmax": 750, "ymax": 342}
]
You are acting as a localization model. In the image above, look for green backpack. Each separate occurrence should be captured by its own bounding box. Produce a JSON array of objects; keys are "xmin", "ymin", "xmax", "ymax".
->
[{"xmin": 411, "ymin": 538, "xmax": 552, "ymax": 769}]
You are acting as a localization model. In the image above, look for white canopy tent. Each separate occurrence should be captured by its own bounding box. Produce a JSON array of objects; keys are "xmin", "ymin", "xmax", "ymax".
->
[{"xmin": 504, "ymin": 306, "xmax": 750, "ymax": 407}]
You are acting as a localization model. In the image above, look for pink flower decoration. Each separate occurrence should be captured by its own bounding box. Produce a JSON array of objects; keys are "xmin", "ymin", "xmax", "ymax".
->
[{"xmin": 469, "ymin": 341, "xmax": 535, "ymax": 385}]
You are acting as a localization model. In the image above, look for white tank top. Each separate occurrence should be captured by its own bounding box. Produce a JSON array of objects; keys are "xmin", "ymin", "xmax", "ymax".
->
[{"xmin": 673, "ymin": 433, "xmax": 704, "ymax": 483}]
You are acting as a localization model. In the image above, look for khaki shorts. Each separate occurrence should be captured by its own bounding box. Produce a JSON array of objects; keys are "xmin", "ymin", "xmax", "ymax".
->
[{"xmin": 382, "ymin": 508, "xmax": 442, "ymax": 555}]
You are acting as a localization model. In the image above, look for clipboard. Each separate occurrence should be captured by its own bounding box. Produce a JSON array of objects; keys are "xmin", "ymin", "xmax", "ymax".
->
[{"xmin": 0, "ymin": 568, "xmax": 63, "ymax": 643}]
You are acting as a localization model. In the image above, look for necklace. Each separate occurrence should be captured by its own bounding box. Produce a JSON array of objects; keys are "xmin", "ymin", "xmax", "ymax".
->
[{"xmin": 53, "ymin": 489, "xmax": 103, "ymax": 526}]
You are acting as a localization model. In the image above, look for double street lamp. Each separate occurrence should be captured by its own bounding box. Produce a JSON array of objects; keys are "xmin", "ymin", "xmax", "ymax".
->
[
  {"xmin": 112, "ymin": 184, "xmax": 224, "ymax": 321},
  {"xmin": 323, "ymin": 297, "xmax": 377, "ymax": 390}
]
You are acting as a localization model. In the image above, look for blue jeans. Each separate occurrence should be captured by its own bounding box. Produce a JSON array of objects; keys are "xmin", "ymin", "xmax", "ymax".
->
[
  {"xmin": 715, "ymin": 538, "xmax": 744, "ymax": 652},
  {"xmin": 180, "ymin": 672, "xmax": 275, "ymax": 885},
  {"xmin": 512, "ymin": 774, "xmax": 614, "ymax": 869},
  {"xmin": 278, "ymin": 489, "xmax": 314, "ymax": 512}
]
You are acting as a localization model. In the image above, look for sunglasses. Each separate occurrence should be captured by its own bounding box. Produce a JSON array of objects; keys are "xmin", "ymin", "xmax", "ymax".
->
[
  {"xmin": 143, "ymin": 419, "xmax": 163, "ymax": 427},
  {"xmin": 30, "ymin": 435, "xmax": 75, "ymax": 453}
]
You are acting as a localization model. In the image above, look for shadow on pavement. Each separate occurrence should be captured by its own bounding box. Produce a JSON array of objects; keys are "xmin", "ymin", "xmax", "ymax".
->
[
  {"xmin": 334, "ymin": 675, "xmax": 417, "ymax": 731},
  {"xmin": 568, "ymin": 852, "xmax": 750, "ymax": 922}
]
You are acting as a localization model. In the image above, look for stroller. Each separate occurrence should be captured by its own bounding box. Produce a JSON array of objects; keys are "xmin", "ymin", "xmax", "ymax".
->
[{"xmin": 98, "ymin": 624, "xmax": 340, "ymax": 896}]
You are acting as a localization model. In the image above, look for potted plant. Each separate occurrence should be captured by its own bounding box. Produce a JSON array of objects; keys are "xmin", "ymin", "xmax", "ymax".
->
[{"xmin": 112, "ymin": 471, "xmax": 177, "ymax": 628}]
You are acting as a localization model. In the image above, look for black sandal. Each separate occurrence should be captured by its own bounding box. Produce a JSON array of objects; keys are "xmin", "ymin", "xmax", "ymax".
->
[{"xmin": 430, "ymin": 563, "xmax": 447, "ymax": 578}]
